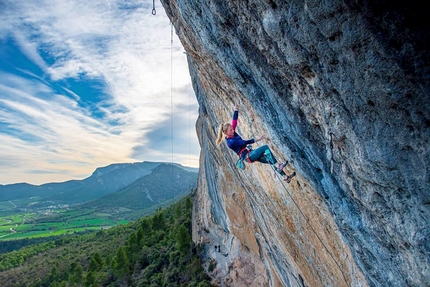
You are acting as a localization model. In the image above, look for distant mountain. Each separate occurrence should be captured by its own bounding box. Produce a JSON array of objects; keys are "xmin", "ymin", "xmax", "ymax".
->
[
  {"xmin": 83, "ymin": 164, "xmax": 198, "ymax": 219},
  {"xmin": 0, "ymin": 162, "xmax": 198, "ymax": 206},
  {"xmin": 46, "ymin": 161, "xmax": 164, "ymax": 203},
  {"xmin": 0, "ymin": 180, "xmax": 84, "ymax": 201}
]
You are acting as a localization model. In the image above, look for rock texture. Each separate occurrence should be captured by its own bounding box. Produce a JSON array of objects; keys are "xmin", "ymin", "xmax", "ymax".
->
[{"xmin": 160, "ymin": 1, "xmax": 429, "ymax": 286}]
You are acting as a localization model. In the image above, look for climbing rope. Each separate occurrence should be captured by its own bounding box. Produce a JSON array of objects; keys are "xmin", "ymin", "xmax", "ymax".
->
[
  {"xmin": 151, "ymin": 0, "xmax": 156, "ymax": 15},
  {"xmin": 169, "ymin": 21, "xmax": 174, "ymax": 186},
  {"xmin": 170, "ymin": 22, "xmax": 173, "ymax": 166},
  {"xmin": 239, "ymin": 107, "xmax": 349, "ymax": 287},
  {"xmin": 270, "ymin": 166, "xmax": 349, "ymax": 286}
]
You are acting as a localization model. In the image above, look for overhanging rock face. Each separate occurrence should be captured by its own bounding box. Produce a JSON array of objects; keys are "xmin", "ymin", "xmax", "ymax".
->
[{"xmin": 161, "ymin": 1, "xmax": 429, "ymax": 286}]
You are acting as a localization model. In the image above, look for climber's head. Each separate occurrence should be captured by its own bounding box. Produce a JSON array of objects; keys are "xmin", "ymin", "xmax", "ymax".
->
[
  {"xmin": 223, "ymin": 123, "xmax": 234, "ymax": 138},
  {"xmin": 216, "ymin": 122, "xmax": 233, "ymax": 145}
]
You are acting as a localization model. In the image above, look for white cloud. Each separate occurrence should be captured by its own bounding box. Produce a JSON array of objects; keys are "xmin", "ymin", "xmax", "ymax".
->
[
  {"xmin": 0, "ymin": 0, "xmax": 199, "ymax": 184},
  {"xmin": 13, "ymin": 32, "xmax": 49, "ymax": 71}
]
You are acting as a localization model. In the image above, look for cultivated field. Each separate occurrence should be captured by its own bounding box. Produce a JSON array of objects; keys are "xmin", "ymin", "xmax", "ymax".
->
[{"xmin": 0, "ymin": 202, "xmax": 128, "ymax": 241}]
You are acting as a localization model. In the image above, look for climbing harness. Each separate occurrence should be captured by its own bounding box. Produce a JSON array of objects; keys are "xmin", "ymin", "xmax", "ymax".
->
[
  {"xmin": 236, "ymin": 145, "xmax": 253, "ymax": 170},
  {"xmin": 234, "ymin": 103, "xmax": 257, "ymax": 170},
  {"xmin": 237, "ymin": 146, "xmax": 253, "ymax": 162}
]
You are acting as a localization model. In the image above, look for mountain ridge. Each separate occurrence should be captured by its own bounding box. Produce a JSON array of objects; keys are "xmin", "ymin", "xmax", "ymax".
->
[
  {"xmin": 0, "ymin": 161, "xmax": 198, "ymax": 205},
  {"xmin": 83, "ymin": 163, "xmax": 198, "ymax": 220}
]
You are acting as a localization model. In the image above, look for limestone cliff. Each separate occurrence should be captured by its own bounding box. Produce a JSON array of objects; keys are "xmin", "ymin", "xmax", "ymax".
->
[{"xmin": 160, "ymin": 1, "xmax": 429, "ymax": 286}]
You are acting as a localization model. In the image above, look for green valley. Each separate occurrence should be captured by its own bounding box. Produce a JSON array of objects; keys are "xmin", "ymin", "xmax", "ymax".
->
[
  {"xmin": 0, "ymin": 163, "xmax": 197, "ymax": 247},
  {"xmin": 0, "ymin": 195, "xmax": 212, "ymax": 286},
  {"xmin": 0, "ymin": 162, "xmax": 208, "ymax": 286},
  {"xmin": 0, "ymin": 207, "xmax": 129, "ymax": 242}
]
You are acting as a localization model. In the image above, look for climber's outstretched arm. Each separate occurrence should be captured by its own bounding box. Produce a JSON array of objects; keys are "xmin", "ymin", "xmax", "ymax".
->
[{"xmin": 231, "ymin": 106, "xmax": 238, "ymax": 130}]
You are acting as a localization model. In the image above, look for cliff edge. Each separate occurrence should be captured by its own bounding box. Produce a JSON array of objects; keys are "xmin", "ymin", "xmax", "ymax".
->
[{"xmin": 161, "ymin": 1, "xmax": 429, "ymax": 286}]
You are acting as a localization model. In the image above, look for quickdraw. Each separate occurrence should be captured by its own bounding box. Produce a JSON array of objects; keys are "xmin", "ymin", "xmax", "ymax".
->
[{"xmin": 152, "ymin": 0, "xmax": 156, "ymax": 15}]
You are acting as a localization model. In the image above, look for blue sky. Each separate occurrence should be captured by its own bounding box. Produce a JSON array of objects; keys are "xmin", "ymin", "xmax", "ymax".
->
[{"xmin": 0, "ymin": 0, "xmax": 200, "ymax": 185}]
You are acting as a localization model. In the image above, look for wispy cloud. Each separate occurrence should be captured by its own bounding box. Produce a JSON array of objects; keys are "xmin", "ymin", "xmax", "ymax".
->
[{"xmin": 0, "ymin": 0, "xmax": 199, "ymax": 184}]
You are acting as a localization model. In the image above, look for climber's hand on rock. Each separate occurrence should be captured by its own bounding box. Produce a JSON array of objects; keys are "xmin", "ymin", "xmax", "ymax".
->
[{"xmin": 256, "ymin": 135, "xmax": 266, "ymax": 142}]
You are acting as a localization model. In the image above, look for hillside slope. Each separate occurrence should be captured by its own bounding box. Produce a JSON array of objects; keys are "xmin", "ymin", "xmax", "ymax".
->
[
  {"xmin": 86, "ymin": 164, "xmax": 198, "ymax": 219},
  {"xmin": 0, "ymin": 196, "xmax": 211, "ymax": 287},
  {"xmin": 161, "ymin": 1, "xmax": 429, "ymax": 286}
]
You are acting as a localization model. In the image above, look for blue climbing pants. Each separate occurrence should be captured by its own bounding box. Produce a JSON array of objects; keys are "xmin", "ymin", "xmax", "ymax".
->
[{"xmin": 248, "ymin": 145, "xmax": 277, "ymax": 164}]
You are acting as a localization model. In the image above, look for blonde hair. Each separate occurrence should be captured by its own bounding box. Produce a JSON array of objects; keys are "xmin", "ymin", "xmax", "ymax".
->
[{"xmin": 216, "ymin": 122, "xmax": 231, "ymax": 146}]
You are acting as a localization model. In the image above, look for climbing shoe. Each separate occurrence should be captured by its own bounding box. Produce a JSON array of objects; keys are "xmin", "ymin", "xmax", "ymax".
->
[
  {"xmin": 273, "ymin": 161, "xmax": 288, "ymax": 175},
  {"xmin": 278, "ymin": 161, "xmax": 288, "ymax": 170},
  {"xmin": 283, "ymin": 172, "xmax": 296, "ymax": 183}
]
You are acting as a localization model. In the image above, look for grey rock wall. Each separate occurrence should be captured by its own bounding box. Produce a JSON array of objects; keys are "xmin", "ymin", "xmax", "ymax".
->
[{"xmin": 161, "ymin": 0, "xmax": 429, "ymax": 286}]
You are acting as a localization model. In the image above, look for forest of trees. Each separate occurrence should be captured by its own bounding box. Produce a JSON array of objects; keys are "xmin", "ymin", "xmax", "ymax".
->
[{"xmin": 0, "ymin": 195, "xmax": 212, "ymax": 287}]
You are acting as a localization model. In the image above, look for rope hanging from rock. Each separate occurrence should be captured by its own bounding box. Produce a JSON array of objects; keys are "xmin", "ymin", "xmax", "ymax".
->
[
  {"xmin": 170, "ymin": 22, "xmax": 174, "ymax": 166},
  {"xmin": 270, "ymin": 161, "xmax": 349, "ymax": 287},
  {"xmin": 152, "ymin": 0, "xmax": 156, "ymax": 15}
]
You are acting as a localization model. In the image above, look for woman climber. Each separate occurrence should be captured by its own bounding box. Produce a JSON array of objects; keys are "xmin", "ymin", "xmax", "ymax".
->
[{"xmin": 216, "ymin": 105, "xmax": 296, "ymax": 183}]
